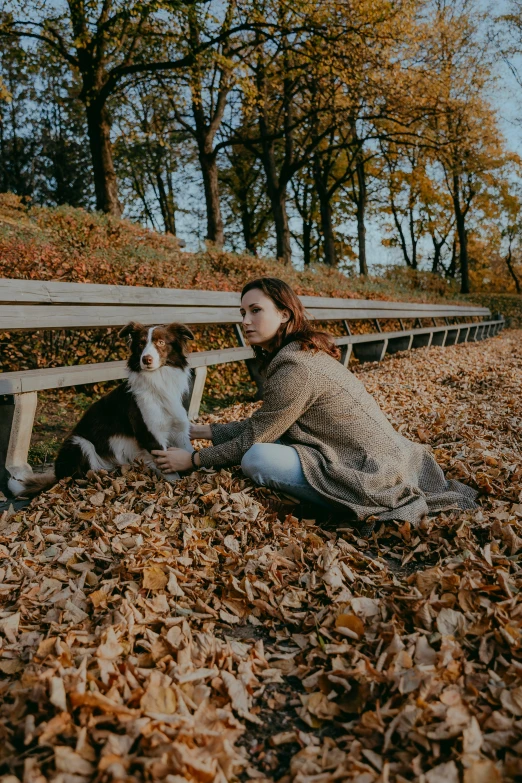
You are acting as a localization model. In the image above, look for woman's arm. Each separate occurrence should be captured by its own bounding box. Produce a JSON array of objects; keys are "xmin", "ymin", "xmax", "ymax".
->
[
  {"xmin": 189, "ymin": 424, "xmax": 213, "ymax": 440},
  {"xmin": 189, "ymin": 419, "xmax": 250, "ymax": 444},
  {"xmin": 198, "ymin": 358, "xmax": 314, "ymax": 469},
  {"xmin": 209, "ymin": 419, "xmax": 250, "ymax": 444},
  {"xmin": 153, "ymin": 418, "xmax": 252, "ymax": 474}
]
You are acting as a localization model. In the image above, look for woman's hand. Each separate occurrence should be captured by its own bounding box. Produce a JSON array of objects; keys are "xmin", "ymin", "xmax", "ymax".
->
[
  {"xmin": 189, "ymin": 424, "xmax": 212, "ymax": 440},
  {"xmin": 151, "ymin": 448, "xmax": 199, "ymax": 473}
]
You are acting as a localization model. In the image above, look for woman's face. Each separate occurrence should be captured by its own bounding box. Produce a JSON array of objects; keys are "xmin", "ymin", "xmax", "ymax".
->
[{"xmin": 240, "ymin": 288, "xmax": 290, "ymax": 349}]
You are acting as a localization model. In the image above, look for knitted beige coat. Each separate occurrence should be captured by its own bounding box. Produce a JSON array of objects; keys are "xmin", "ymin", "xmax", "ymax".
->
[{"xmin": 198, "ymin": 342, "xmax": 477, "ymax": 525}]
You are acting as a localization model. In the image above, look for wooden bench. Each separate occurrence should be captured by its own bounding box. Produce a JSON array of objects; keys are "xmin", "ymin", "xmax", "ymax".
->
[{"xmin": 0, "ymin": 278, "xmax": 504, "ymax": 487}]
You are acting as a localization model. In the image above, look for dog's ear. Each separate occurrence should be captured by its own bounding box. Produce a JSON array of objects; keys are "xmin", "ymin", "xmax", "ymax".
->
[
  {"xmin": 166, "ymin": 323, "xmax": 194, "ymax": 353},
  {"xmin": 119, "ymin": 321, "xmax": 144, "ymax": 340},
  {"xmin": 166, "ymin": 323, "xmax": 194, "ymax": 341}
]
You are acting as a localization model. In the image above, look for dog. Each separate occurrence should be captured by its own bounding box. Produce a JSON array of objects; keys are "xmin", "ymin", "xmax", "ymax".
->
[{"xmin": 8, "ymin": 321, "xmax": 194, "ymax": 497}]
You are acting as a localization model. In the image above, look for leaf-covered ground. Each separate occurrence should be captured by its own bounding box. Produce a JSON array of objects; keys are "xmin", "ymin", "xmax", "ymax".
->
[{"xmin": 0, "ymin": 331, "xmax": 521, "ymax": 783}]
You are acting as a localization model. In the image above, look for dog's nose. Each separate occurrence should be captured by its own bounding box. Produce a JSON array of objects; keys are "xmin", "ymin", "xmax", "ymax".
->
[{"xmin": 142, "ymin": 354, "xmax": 153, "ymax": 366}]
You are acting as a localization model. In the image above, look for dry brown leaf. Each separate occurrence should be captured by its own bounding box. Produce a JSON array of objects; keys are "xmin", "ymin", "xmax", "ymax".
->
[{"xmin": 143, "ymin": 566, "xmax": 168, "ymax": 591}]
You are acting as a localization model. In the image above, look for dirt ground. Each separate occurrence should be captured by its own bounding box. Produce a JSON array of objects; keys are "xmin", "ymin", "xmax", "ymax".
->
[{"xmin": 0, "ymin": 331, "xmax": 521, "ymax": 783}]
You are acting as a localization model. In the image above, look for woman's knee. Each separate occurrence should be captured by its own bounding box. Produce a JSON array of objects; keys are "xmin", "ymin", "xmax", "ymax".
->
[{"xmin": 241, "ymin": 443, "xmax": 271, "ymax": 484}]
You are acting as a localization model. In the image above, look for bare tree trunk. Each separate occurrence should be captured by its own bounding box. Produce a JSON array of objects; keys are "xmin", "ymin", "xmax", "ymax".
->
[
  {"xmin": 198, "ymin": 148, "xmax": 224, "ymax": 246},
  {"xmin": 303, "ymin": 214, "xmax": 312, "ymax": 266},
  {"xmin": 273, "ymin": 187, "xmax": 292, "ymax": 263},
  {"xmin": 447, "ymin": 236, "xmax": 457, "ymax": 278},
  {"xmin": 156, "ymin": 172, "xmax": 176, "ymax": 234},
  {"xmin": 409, "ymin": 206, "xmax": 418, "ymax": 270},
  {"xmin": 431, "ymin": 234, "xmax": 445, "ymax": 274},
  {"xmin": 314, "ymin": 160, "xmax": 336, "ymax": 266},
  {"xmin": 85, "ymin": 99, "xmax": 121, "ymax": 217},
  {"xmin": 452, "ymin": 174, "xmax": 470, "ymax": 294},
  {"xmin": 356, "ymin": 157, "xmax": 368, "ymax": 275},
  {"xmin": 390, "ymin": 198, "xmax": 412, "ymax": 268},
  {"xmin": 259, "ymin": 141, "xmax": 291, "ymax": 262},
  {"xmin": 166, "ymin": 172, "xmax": 177, "ymax": 235},
  {"xmin": 238, "ymin": 188, "xmax": 257, "ymax": 255},
  {"xmin": 505, "ymin": 240, "xmax": 522, "ymax": 294}
]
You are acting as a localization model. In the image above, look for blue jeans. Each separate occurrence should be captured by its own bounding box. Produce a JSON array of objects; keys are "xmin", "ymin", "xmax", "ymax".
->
[{"xmin": 241, "ymin": 443, "xmax": 333, "ymax": 509}]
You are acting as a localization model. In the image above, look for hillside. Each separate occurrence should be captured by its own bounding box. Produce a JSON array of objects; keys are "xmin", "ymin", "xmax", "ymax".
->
[{"xmin": 0, "ymin": 193, "xmax": 500, "ymax": 300}]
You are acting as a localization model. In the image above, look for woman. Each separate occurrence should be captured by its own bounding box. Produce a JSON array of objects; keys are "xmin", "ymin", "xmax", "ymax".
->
[{"xmin": 153, "ymin": 277, "xmax": 477, "ymax": 529}]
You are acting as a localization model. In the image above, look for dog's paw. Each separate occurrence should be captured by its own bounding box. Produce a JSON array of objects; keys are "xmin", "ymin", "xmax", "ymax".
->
[{"xmin": 6, "ymin": 465, "xmax": 33, "ymax": 498}]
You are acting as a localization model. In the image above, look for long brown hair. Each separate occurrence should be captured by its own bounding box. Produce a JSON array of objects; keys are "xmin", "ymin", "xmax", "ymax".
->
[{"xmin": 241, "ymin": 277, "xmax": 340, "ymax": 363}]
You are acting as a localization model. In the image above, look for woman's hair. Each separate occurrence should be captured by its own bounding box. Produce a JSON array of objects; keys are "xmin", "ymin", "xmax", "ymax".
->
[{"xmin": 241, "ymin": 277, "xmax": 340, "ymax": 362}]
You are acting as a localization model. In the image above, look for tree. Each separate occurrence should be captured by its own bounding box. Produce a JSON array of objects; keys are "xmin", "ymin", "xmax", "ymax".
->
[
  {"xmin": 220, "ymin": 143, "xmax": 272, "ymax": 255},
  {"xmin": 422, "ymin": 0, "xmax": 503, "ymax": 293},
  {"xmin": 0, "ymin": 31, "xmax": 38, "ymax": 199},
  {"xmin": 0, "ymin": 1, "xmax": 250, "ymax": 216},
  {"xmin": 114, "ymin": 83, "xmax": 187, "ymax": 233},
  {"xmin": 157, "ymin": 1, "xmax": 241, "ymax": 246}
]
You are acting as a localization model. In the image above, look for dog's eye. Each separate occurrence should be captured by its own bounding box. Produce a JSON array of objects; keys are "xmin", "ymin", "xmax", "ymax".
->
[{"xmin": 156, "ymin": 340, "xmax": 165, "ymax": 348}]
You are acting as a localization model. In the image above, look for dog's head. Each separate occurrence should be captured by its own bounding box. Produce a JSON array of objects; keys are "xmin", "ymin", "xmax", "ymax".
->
[{"xmin": 120, "ymin": 322, "xmax": 194, "ymax": 372}]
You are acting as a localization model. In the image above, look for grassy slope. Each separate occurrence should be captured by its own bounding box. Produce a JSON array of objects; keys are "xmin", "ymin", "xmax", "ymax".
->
[{"xmin": 1, "ymin": 192, "xmax": 520, "ymax": 320}]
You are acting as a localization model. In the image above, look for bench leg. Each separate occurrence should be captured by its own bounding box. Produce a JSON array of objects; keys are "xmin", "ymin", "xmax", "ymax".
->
[
  {"xmin": 353, "ymin": 339, "xmax": 388, "ymax": 363},
  {"xmin": 188, "ymin": 366, "xmax": 208, "ymax": 422},
  {"xmin": 234, "ymin": 324, "xmax": 265, "ymax": 399},
  {"xmin": 411, "ymin": 332, "xmax": 432, "ymax": 349},
  {"xmin": 445, "ymin": 329, "xmax": 458, "ymax": 346},
  {"xmin": 386, "ymin": 335, "xmax": 413, "ymax": 355},
  {"xmin": 5, "ymin": 392, "xmax": 38, "ymax": 475},
  {"xmin": 431, "ymin": 331, "xmax": 446, "ymax": 346},
  {"xmin": 340, "ymin": 345, "xmax": 352, "ymax": 367}
]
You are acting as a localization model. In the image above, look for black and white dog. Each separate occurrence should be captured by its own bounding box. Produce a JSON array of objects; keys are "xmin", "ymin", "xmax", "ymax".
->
[{"xmin": 8, "ymin": 321, "xmax": 194, "ymax": 497}]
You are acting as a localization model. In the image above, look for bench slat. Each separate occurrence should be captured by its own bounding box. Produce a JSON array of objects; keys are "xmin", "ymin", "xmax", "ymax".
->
[
  {"xmin": 0, "ymin": 347, "xmax": 256, "ymax": 394},
  {"xmin": 0, "ymin": 303, "xmax": 490, "ymax": 331},
  {"xmin": 0, "ymin": 279, "xmax": 241, "ymax": 307},
  {"xmin": 299, "ymin": 296, "xmax": 488, "ymax": 314},
  {"xmin": 0, "ymin": 320, "xmax": 503, "ymax": 395},
  {"xmin": 0, "ymin": 278, "xmax": 490, "ymax": 317}
]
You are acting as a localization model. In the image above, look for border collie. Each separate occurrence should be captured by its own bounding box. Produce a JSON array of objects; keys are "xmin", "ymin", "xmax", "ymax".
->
[{"xmin": 8, "ymin": 321, "xmax": 194, "ymax": 497}]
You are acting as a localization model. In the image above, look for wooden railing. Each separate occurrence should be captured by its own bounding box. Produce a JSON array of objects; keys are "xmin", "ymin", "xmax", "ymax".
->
[{"xmin": 0, "ymin": 278, "xmax": 504, "ymax": 486}]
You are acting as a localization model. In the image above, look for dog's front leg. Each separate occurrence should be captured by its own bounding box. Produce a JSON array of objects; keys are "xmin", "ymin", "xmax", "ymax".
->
[
  {"xmin": 170, "ymin": 429, "xmax": 193, "ymax": 453},
  {"xmin": 130, "ymin": 404, "xmax": 181, "ymax": 483},
  {"xmin": 135, "ymin": 448, "xmax": 181, "ymax": 484}
]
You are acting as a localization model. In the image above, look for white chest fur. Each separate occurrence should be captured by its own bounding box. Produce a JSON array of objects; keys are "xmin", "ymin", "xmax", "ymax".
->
[{"xmin": 128, "ymin": 366, "xmax": 191, "ymax": 450}]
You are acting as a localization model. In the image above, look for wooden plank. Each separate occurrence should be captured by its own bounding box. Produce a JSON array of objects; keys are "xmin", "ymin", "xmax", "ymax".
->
[
  {"xmin": 0, "ymin": 278, "xmax": 241, "ymax": 308},
  {"xmin": 0, "ymin": 318, "xmax": 503, "ymax": 396},
  {"xmin": 386, "ymin": 334, "xmax": 413, "ymax": 354},
  {"xmin": 0, "ymin": 278, "xmax": 490, "ymax": 318},
  {"xmin": 190, "ymin": 346, "xmax": 254, "ymax": 367},
  {"xmin": 340, "ymin": 345, "xmax": 352, "ymax": 367},
  {"xmin": 310, "ymin": 307, "xmax": 489, "ymax": 320},
  {"xmin": 353, "ymin": 340, "xmax": 388, "ymax": 363},
  {"xmin": 6, "ymin": 391, "xmax": 38, "ymax": 473},
  {"xmin": 334, "ymin": 319, "xmax": 501, "ymax": 345},
  {"xmin": 300, "ymin": 294, "xmax": 489, "ymax": 314},
  {"xmin": 0, "ymin": 303, "xmax": 492, "ymax": 331},
  {"xmin": 0, "ymin": 305, "xmax": 243, "ymax": 330},
  {"xmin": 0, "ymin": 396, "xmax": 15, "ymax": 489},
  {"xmin": 0, "ymin": 347, "xmax": 256, "ymax": 395},
  {"xmin": 188, "ymin": 366, "xmax": 208, "ymax": 421}
]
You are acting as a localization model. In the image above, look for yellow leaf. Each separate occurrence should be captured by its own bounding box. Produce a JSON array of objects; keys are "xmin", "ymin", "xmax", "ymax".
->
[
  {"xmin": 335, "ymin": 614, "xmax": 365, "ymax": 637},
  {"xmin": 143, "ymin": 566, "xmax": 168, "ymax": 591}
]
